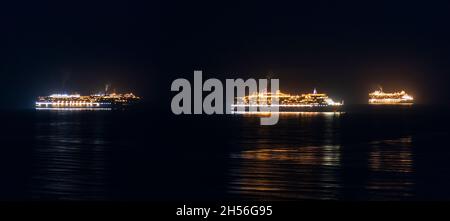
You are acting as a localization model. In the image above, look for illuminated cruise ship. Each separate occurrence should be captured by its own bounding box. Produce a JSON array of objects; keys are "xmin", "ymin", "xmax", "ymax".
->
[
  {"xmin": 35, "ymin": 92, "xmax": 141, "ymax": 110},
  {"xmin": 368, "ymin": 88, "xmax": 414, "ymax": 105},
  {"xmin": 232, "ymin": 89, "xmax": 343, "ymax": 113}
]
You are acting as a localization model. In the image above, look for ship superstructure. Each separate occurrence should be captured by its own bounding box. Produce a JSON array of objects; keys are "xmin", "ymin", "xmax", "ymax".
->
[
  {"xmin": 232, "ymin": 89, "xmax": 343, "ymax": 112},
  {"xmin": 368, "ymin": 88, "xmax": 413, "ymax": 105},
  {"xmin": 35, "ymin": 92, "xmax": 140, "ymax": 109}
]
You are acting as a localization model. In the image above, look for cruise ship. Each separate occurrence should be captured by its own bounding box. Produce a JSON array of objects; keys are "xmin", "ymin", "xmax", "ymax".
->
[
  {"xmin": 231, "ymin": 89, "xmax": 343, "ymax": 113},
  {"xmin": 368, "ymin": 88, "xmax": 414, "ymax": 105},
  {"xmin": 35, "ymin": 92, "xmax": 141, "ymax": 110}
]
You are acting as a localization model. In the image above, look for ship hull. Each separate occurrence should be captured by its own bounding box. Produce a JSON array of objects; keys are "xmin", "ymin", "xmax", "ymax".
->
[
  {"xmin": 368, "ymin": 101, "xmax": 414, "ymax": 105},
  {"xmin": 231, "ymin": 105, "xmax": 343, "ymax": 113},
  {"xmin": 34, "ymin": 102, "xmax": 138, "ymax": 110}
]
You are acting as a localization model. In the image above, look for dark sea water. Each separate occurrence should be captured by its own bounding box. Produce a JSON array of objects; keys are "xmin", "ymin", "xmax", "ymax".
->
[{"xmin": 1, "ymin": 105, "xmax": 450, "ymax": 200}]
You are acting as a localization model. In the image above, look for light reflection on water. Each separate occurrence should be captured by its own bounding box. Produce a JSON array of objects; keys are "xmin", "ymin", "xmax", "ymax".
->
[
  {"xmin": 28, "ymin": 110, "xmax": 418, "ymax": 200},
  {"xmin": 228, "ymin": 114, "xmax": 415, "ymax": 200},
  {"xmin": 229, "ymin": 145, "xmax": 342, "ymax": 200},
  {"xmin": 366, "ymin": 136, "xmax": 414, "ymax": 199},
  {"xmin": 228, "ymin": 114, "xmax": 342, "ymax": 200},
  {"xmin": 33, "ymin": 111, "xmax": 109, "ymax": 200}
]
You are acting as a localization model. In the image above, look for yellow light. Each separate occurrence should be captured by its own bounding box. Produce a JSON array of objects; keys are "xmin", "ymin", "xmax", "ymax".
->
[{"xmin": 368, "ymin": 89, "xmax": 414, "ymax": 105}]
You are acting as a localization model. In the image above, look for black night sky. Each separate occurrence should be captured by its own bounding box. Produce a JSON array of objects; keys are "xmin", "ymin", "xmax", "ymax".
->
[{"xmin": 1, "ymin": 1, "xmax": 450, "ymax": 108}]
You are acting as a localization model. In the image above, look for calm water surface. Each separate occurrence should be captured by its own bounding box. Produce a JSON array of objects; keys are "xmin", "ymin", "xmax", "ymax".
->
[{"xmin": 0, "ymin": 106, "xmax": 449, "ymax": 200}]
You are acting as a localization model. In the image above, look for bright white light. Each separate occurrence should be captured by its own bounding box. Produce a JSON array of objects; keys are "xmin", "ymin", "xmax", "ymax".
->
[{"xmin": 49, "ymin": 94, "xmax": 81, "ymax": 98}]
